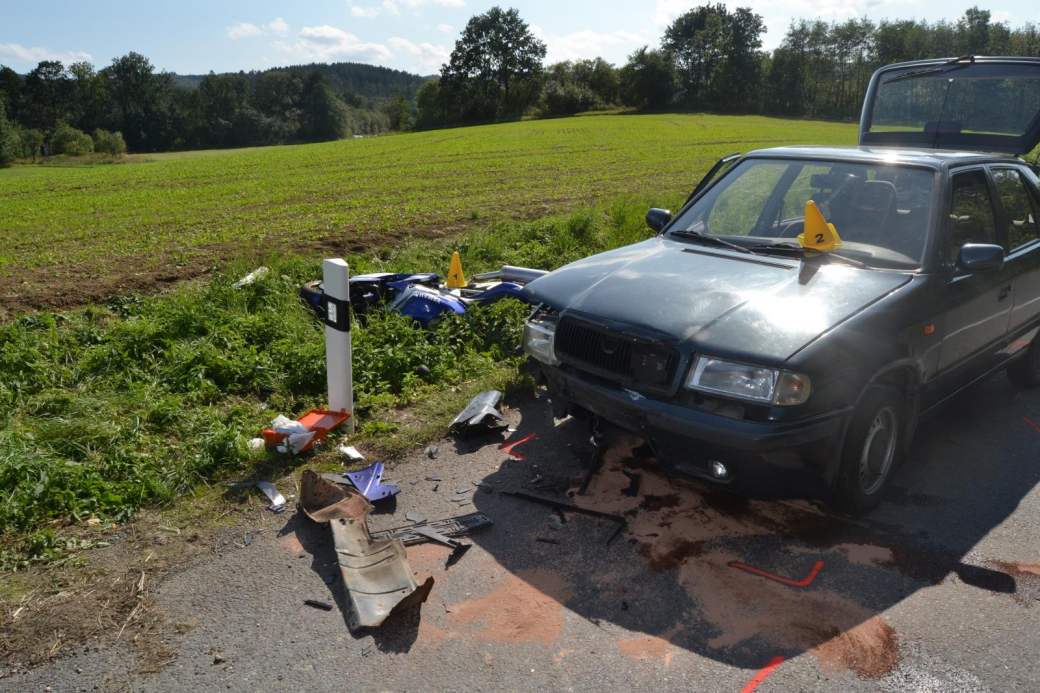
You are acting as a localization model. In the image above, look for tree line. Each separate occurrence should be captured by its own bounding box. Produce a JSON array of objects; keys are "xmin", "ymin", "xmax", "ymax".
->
[
  {"xmin": 0, "ymin": 53, "xmax": 418, "ymax": 166},
  {"xmin": 416, "ymin": 4, "xmax": 1040, "ymax": 127}
]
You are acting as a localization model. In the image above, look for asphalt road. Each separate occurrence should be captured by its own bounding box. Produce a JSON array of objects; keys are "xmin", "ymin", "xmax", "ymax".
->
[{"xmin": 3, "ymin": 374, "xmax": 1039, "ymax": 692}]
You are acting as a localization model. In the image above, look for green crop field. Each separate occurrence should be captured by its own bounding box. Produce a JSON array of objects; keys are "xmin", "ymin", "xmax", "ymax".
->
[{"xmin": 0, "ymin": 113, "xmax": 856, "ymax": 317}]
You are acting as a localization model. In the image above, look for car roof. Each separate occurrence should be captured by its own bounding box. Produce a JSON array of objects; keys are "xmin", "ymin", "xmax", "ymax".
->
[{"xmin": 744, "ymin": 145, "xmax": 1021, "ymax": 170}]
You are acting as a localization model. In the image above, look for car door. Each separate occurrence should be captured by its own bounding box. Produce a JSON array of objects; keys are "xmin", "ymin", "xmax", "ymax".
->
[
  {"xmin": 990, "ymin": 165, "xmax": 1040, "ymax": 355},
  {"xmin": 936, "ymin": 167, "xmax": 1017, "ymax": 390}
]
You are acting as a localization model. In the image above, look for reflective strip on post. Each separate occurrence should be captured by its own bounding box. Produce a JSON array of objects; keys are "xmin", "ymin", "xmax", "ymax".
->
[{"xmin": 323, "ymin": 258, "xmax": 355, "ymax": 434}]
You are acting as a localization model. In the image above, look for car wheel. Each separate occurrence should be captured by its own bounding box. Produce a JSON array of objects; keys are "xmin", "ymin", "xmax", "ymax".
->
[
  {"xmin": 833, "ymin": 385, "xmax": 904, "ymax": 515},
  {"xmin": 1007, "ymin": 337, "xmax": 1040, "ymax": 387}
]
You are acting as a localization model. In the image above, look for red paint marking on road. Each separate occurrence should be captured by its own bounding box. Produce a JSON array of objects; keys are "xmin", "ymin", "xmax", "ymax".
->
[
  {"xmin": 1025, "ymin": 417, "xmax": 1040, "ymax": 436},
  {"xmin": 739, "ymin": 656, "xmax": 785, "ymax": 693},
  {"xmin": 729, "ymin": 560, "xmax": 824, "ymax": 587},
  {"xmin": 501, "ymin": 433, "xmax": 537, "ymax": 460}
]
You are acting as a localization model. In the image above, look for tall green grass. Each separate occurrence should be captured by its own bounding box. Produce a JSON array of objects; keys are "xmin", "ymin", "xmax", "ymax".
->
[{"xmin": 0, "ymin": 198, "xmax": 665, "ymax": 567}]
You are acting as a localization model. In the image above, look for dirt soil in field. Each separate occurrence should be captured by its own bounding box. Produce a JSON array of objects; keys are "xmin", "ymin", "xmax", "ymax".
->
[{"xmin": 0, "ymin": 224, "xmax": 466, "ymax": 320}]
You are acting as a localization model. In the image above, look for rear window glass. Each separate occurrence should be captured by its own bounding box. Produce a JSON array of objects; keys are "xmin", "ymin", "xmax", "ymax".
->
[{"xmin": 864, "ymin": 62, "xmax": 1040, "ymax": 151}]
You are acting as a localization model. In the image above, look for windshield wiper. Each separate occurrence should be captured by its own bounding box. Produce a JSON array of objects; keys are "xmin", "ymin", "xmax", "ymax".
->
[
  {"xmin": 671, "ymin": 229, "xmax": 757, "ymax": 255},
  {"xmin": 747, "ymin": 242, "xmax": 867, "ymax": 268},
  {"xmin": 883, "ymin": 56, "xmax": 975, "ymax": 84}
]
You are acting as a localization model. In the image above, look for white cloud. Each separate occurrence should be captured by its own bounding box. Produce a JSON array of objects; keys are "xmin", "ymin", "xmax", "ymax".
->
[
  {"xmin": 349, "ymin": 0, "xmax": 463, "ymax": 19},
  {"xmin": 274, "ymin": 25, "xmax": 393, "ymax": 62},
  {"xmin": 437, "ymin": 23, "xmax": 454, "ymax": 33},
  {"xmin": 0, "ymin": 43, "xmax": 92, "ymax": 67},
  {"xmin": 532, "ymin": 27, "xmax": 647, "ymax": 64},
  {"xmin": 266, "ymin": 17, "xmax": 290, "ymax": 34},
  {"xmin": 226, "ymin": 22, "xmax": 264, "ymax": 40},
  {"xmin": 226, "ymin": 19, "xmax": 290, "ymax": 39},
  {"xmin": 388, "ymin": 37, "xmax": 450, "ymax": 72}
]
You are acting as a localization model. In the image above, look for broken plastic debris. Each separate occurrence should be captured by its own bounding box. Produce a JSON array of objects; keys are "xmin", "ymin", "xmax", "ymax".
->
[
  {"xmin": 425, "ymin": 476, "xmax": 442, "ymax": 482},
  {"xmin": 372, "ymin": 513, "xmax": 493, "ymax": 545},
  {"xmin": 406, "ymin": 511, "xmax": 428, "ymax": 524},
  {"xmin": 299, "ymin": 471, "xmax": 432, "ymax": 630},
  {"xmin": 342, "ymin": 461, "xmax": 400, "ymax": 502},
  {"xmin": 339, "ymin": 445, "xmax": 365, "ymax": 462},
  {"xmin": 456, "ymin": 487, "xmax": 471, "ymax": 494},
  {"xmin": 234, "ymin": 266, "xmax": 269, "ymax": 289},
  {"xmin": 425, "ymin": 445, "xmax": 439, "ymax": 459},
  {"xmin": 449, "ymin": 390, "xmax": 504, "ymax": 435},
  {"xmin": 228, "ymin": 480, "xmax": 287, "ymax": 513},
  {"xmin": 271, "ymin": 415, "xmax": 309, "ymax": 435},
  {"xmin": 277, "ymin": 431, "xmax": 316, "ymax": 455}
]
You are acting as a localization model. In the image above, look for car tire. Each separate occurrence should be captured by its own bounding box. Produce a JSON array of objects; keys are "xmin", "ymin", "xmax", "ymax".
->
[
  {"xmin": 833, "ymin": 385, "xmax": 904, "ymax": 516},
  {"xmin": 1007, "ymin": 337, "xmax": 1040, "ymax": 388}
]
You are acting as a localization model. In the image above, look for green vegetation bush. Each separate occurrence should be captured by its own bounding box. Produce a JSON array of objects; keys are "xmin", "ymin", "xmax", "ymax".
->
[
  {"xmin": 92, "ymin": 129, "xmax": 127, "ymax": 156},
  {"xmin": 0, "ymin": 201, "xmax": 654, "ymax": 567},
  {"xmin": 51, "ymin": 122, "xmax": 94, "ymax": 156},
  {"xmin": 0, "ymin": 101, "xmax": 15, "ymax": 167},
  {"xmin": 14, "ymin": 127, "xmax": 44, "ymax": 162}
]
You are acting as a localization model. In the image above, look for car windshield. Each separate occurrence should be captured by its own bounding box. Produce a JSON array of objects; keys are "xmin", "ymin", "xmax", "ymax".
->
[{"xmin": 670, "ymin": 158, "xmax": 936, "ymax": 270}]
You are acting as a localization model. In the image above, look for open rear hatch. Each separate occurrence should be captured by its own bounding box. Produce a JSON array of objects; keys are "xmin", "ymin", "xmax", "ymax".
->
[{"xmin": 859, "ymin": 57, "xmax": 1040, "ymax": 155}]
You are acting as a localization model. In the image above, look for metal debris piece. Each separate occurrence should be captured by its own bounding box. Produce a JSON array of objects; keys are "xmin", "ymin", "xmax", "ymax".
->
[
  {"xmin": 406, "ymin": 511, "xmax": 427, "ymax": 524},
  {"xmin": 425, "ymin": 445, "xmax": 439, "ymax": 459},
  {"xmin": 410, "ymin": 526, "xmax": 471, "ymax": 566},
  {"xmin": 501, "ymin": 491, "xmax": 627, "ymax": 525},
  {"xmin": 432, "ymin": 484, "xmax": 439, "ymax": 493},
  {"xmin": 425, "ymin": 476, "xmax": 442, "ymax": 482},
  {"xmin": 244, "ymin": 533, "xmax": 254, "ymax": 546},
  {"xmin": 342, "ymin": 461, "xmax": 400, "ymax": 502},
  {"xmin": 410, "ymin": 480, "xmax": 420, "ymax": 486},
  {"xmin": 456, "ymin": 487, "xmax": 471, "ymax": 494},
  {"xmin": 299, "ymin": 471, "xmax": 433, "ymax": 631},
  {"xmin": 373, "ymin": 513, "xmax": 493, "ymax": 545},
  {"xmin": 228, "ymin": 480, "xmax": 286, "ymax": 513},
  {"xmin": 555, "ymin": 509, "xmax": 567, "ymax": 524},
  {"xmin": 361, "ymin": 645, "xmax": 373, "ymax": 657},
  {"xmin": 536, "ymin": 538, "xmax": 560, "ymax": 545},
  {"xmin": 449, "ymin": 390, "xmax": 504, "ymax": 435},
  {"xmin": 530, "ymin": 475, "xmax": 545, "ymax": 485},
  {"xmin": 456, "ymin": 499, "xmax": 472, "ymax": 507},
  {"xmin": 450, "ymin": 497, "xmax": 471, "ymax": 504},
  {"xmin": 549, "ymin": 522, "xmax": 564, "ymax": 531},
  {"xmin": 577, "ymin": 434, "xmax": 608, "ymax": 496},
  {"xmin": 304, "ymin": 599, "xmax": 333, "ymax": 611}
]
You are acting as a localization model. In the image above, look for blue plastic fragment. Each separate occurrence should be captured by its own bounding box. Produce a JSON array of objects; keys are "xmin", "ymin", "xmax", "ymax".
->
[{"xmin": 342, "ymin": 461, "xmax": 400, "ymax": 502}]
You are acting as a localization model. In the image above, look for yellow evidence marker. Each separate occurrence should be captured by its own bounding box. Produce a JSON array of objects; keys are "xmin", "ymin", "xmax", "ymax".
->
[
  {"xmin": 446, "ymin": 251, "xmax": 467, "ymax": 289},
  {"xmin": 797, "ymin": 200, "xmax": 843, "ymax": 254}
]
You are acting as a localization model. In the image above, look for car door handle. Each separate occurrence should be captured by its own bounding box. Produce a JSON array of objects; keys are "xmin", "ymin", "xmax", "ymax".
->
[{"xmin": 998, "ymin": 285, "xmax": 1012, "ymax": 301}]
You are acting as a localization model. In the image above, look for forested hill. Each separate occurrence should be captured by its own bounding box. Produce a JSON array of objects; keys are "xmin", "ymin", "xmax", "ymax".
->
[{"xmin": 173, "ymin": 62, "xmax": 431, "ymax": 100}]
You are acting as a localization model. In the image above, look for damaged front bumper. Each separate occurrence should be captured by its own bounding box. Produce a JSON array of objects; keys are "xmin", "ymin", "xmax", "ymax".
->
[{"xmin": 544, "ymin": 367, "xmax": 850, "ymax": 499}]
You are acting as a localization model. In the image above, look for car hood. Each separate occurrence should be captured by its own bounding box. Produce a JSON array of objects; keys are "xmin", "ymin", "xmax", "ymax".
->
[{"xmin": 524, "ymin": 237, "xmax": 912, "ymax": 364}]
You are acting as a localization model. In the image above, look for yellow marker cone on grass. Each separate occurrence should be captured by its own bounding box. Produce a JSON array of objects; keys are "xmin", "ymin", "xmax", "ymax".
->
[
  {"xmin": 446, "ymin": 251, "xmax": 467, "ymax": 288},
  {"xmin": 797, "ymin": 200, "xmax": 842, "ymax": 254}
]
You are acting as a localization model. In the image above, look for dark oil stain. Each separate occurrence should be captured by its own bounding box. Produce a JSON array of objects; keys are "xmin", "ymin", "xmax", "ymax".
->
[
  {"xmin": 638, "ymin": 539, "xmax": 706, "ymax": 572},
  {"xmin": 640, "ymin": 494, "xmax": 681, "ymax": 512}
]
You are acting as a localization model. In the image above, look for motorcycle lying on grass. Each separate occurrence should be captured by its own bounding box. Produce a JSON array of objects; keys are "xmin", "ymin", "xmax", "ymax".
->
[{"xmin": 300, "ymin": 261, "xmax": 547, "ymax": 329}]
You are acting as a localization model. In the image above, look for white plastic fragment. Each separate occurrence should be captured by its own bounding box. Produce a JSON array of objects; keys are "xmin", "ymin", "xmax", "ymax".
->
[
  {"xmin": 247, "ymin": 438, "xmax": 266, "ymax": 451},
  {"xmin": 233, "ymin": 266, "xmax": 269, "ymax": 289},
  {"xmin": 271, "ymin": 415, "xmax": 309, "ymax": 435},
  {"xmin": 339, "ymin": 445, "xmax": 365, "ymax": 462},
  {"xmin": 277, "ymin": 431, "xmax": 316, "ymax": 455}
]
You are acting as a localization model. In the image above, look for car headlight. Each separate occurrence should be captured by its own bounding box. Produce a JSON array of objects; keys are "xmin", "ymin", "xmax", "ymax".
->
[
  {"xmin": 523, "ymin": 319, "xmax": 559, "ymax": 366},
  {"xmin": 685, "ymin": 356, "xmax": 811, "ymax": 406}
]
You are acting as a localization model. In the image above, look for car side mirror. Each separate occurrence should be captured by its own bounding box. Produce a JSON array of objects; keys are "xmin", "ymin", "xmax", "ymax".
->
[
  {"xmin": 956, "ymin": 243, "xmax": 1005, "ymax": 274},
  {"xmin": 646, "ymin": 208, "xmax": 672, "ymax": 233}
]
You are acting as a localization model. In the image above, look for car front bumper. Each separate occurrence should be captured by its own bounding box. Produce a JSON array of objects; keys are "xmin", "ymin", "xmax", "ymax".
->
[{"xmin": 544, "ymin": 367, "xmax": 851, "ymax": 499}]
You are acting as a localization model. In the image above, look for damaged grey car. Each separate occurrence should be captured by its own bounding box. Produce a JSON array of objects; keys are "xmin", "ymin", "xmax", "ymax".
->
[{"xmin": 522, "ymin": 57, "xmax": 1040, "ymax": 514}]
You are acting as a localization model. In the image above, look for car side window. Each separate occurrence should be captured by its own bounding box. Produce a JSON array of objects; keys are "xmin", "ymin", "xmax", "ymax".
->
[
  {"xmin": 948, "ymin": 170, "xmax": 998, "ymax": 264},
  {"xmin": 991, "ymin": 167, "xmax": 1040, "ymax": 251}
]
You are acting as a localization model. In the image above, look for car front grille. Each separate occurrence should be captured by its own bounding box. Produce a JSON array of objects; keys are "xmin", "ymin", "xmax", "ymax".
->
[{"xmin": 555, "ymin": 318, "xmax": 679, "ymax": 389}]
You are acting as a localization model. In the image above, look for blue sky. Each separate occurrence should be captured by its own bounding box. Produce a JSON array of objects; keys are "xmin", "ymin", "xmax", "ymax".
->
[{"xmin": 2, "ymin": 0, "xmax": 1037, "ymax": 76}]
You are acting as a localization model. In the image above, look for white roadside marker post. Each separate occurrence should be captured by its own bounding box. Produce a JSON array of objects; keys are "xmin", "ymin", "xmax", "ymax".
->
[{"xmin": 323, "ymin": 258, "xmax": 355, "ymax": 434}]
